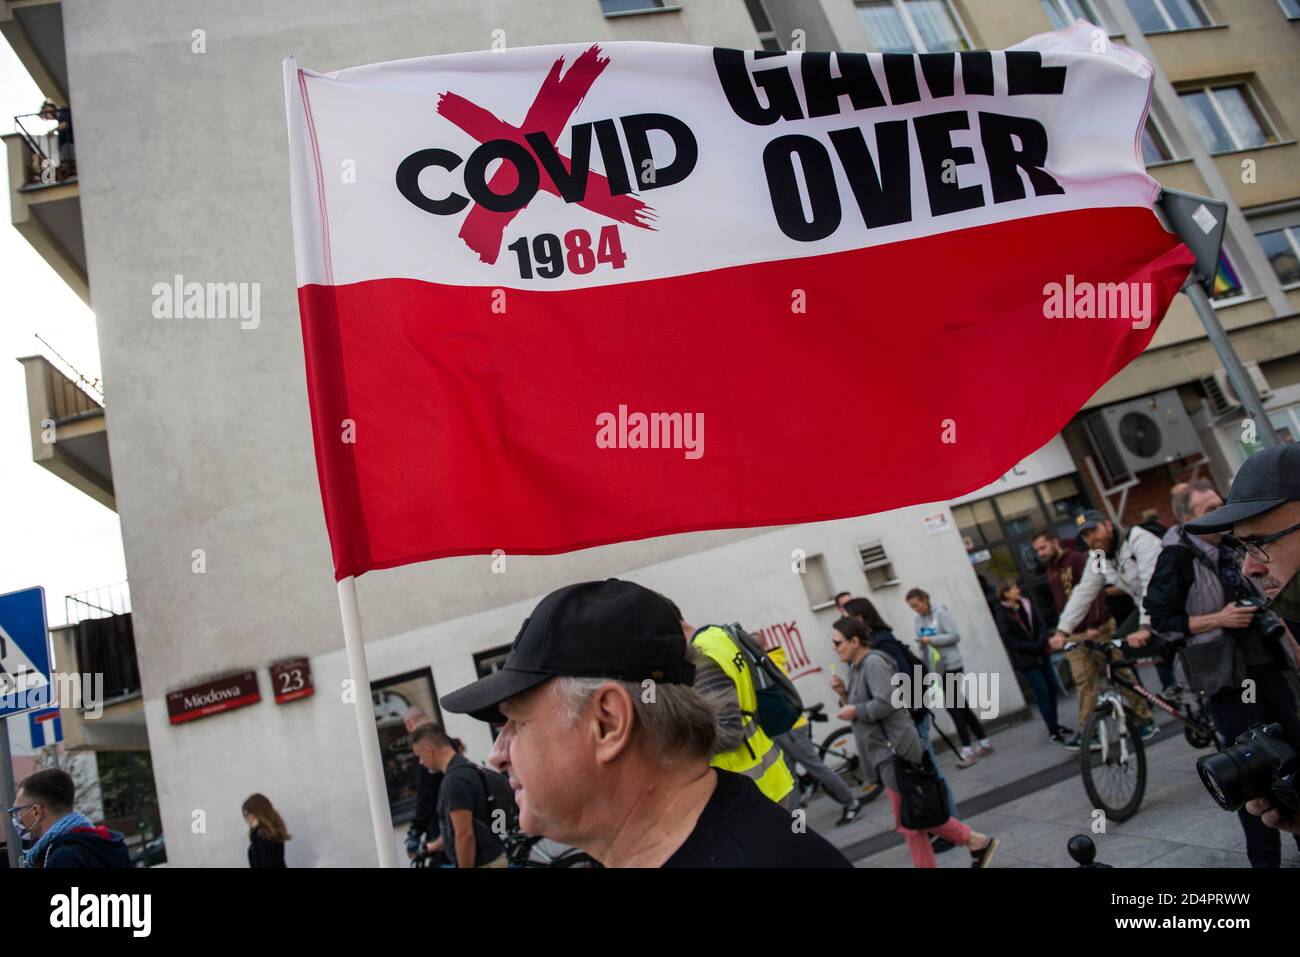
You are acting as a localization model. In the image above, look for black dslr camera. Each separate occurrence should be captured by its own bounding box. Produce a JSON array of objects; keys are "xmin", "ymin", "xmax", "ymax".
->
[
  {"xmin": 1234, "ymin": 597, "xmax": 1288, "ymax": 642},
  {"xmin": 1197, "ymin": 723, "xmax": 1298, "ymax": 816}
]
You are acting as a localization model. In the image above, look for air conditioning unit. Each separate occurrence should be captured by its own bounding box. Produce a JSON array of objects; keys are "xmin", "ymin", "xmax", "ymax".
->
[
  {"xmin": 1199, "ymin": 362, "xmax": 1273, "ymax": 417},
  {"xmin": 1082, "ymin": 389, "xmax": 1204, "ymax": 487}
]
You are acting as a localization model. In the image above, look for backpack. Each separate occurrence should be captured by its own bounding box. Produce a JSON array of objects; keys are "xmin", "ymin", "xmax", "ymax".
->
[
  {"xmin": 874, "ymin": 633, "xmax": 930, "ymax": 725},
  {"xmin": 720, "ymin": 623, "xmax": 804, "ymax": 737},
  {"xmin": 1131, "ymin": 519, "xmax": 1167, "ymax": 542},
  {"xmin": 449, "ymin": 763, "xmax": 520, "ymax": 840}
]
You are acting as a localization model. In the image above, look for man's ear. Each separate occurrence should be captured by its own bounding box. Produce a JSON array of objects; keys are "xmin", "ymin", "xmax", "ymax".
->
[{"xmin": 588, "ymin": 683, "xmax": 636, "ymax": 766}]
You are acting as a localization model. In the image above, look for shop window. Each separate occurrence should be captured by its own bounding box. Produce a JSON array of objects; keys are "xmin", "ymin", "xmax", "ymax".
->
[
  {"xmin": 951, "ymin": 498, "xmax": 999, "ymax": 551},
  {"xmin": 994, "ymin": 487, "xmax": 1048, "ymax": 538},
  {"xmin": 1040, "ymin": 475, "xmax": 1088, "ymax": 527},
  {"xmin": 371, "ymin": 668, "xmax": 442, "ymax": 824}
]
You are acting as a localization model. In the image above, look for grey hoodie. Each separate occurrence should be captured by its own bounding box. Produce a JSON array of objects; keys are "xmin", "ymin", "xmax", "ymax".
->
[
  {"xmin": 846, "ymin": 648, "xmax": 924, "ymax": 792},
  {"xmin": 913, "ymin": 603, "xmax": 963, "ymax": 672}
]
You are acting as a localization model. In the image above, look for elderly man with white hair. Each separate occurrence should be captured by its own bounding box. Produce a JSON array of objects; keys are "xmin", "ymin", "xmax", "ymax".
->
[{"xmin": 441, "ymin": 579, "xmax": 850, "ymax": 868}]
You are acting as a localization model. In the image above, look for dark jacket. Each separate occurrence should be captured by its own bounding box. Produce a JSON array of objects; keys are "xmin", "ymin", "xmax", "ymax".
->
[
  {"xmin": 39, "ymin": 825, "xmax": 131, "ymax": 869},
  {"xmin": 1044, "ymin": 547, "xmax": 1110, "ymax": 631},
  {"xmin": 410, "ymin": 766, "xmax": 443, "ymax": 841},
  {"xmin": 248, "ymin": 827, "xmax": 287, "ymax": 868},
  {"xmin": 994, "ymin": 598, "xmax": 1049, "ymax": 670}
]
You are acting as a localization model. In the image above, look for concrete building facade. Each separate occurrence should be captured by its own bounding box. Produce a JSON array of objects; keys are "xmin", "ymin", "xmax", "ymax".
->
[{"xmin": 5, "ymin": 0, "xmax": 1296, "ymax": 865}]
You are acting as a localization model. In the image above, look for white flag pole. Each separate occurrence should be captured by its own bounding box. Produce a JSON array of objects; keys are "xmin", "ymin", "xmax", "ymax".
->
[{"xmin": 337, "ymin": 576, "xmax": 398, "ymax": 867}]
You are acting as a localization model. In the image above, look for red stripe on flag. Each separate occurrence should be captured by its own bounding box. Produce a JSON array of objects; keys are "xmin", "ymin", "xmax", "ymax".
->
[{"xmin": 296, "ymin": 206, "xmax": 1193, "ymax": 579}]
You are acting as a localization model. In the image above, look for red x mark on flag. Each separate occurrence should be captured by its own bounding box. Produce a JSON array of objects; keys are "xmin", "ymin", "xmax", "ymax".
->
[{"xmin": 436, "ymin": 44, "xmax": 656, "ymax": 264}]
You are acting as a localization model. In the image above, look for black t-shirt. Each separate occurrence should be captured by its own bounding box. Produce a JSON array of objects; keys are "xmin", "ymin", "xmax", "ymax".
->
[
  {"xmin": 662, "ymin": 770, "xmax": 852, "ymax": 868},
  {"xmin": 437, "ymin": 754, "xmax": 505, "ymax": 866}
]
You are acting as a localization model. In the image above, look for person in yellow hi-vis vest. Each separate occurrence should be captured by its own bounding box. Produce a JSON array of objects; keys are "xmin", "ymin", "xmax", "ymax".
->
[
  {"xmin": 657, "ymin": 596, "xmax": 794, "ymax": 807},
  {"xmin": 690, "ymin": 624, "xmax": 797, "ymax": 807}
]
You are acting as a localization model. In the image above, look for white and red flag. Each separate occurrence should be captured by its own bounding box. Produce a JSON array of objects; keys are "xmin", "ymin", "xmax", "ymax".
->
[{"xmin": 284, "ymin": 24, "xmax": 1193, "ymax": 579}]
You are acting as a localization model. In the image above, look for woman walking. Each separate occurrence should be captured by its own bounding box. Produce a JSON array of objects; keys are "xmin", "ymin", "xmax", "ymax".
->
[
  {"xmin": 993, "ymin": 580, "xmax": 1073, "ymax": 744},
  {"xmin": 907, "ymin": 588, "xmax": 992, "ymax": 768},
  {"xmin": 243, "ymin": 793, "xmax": 290, "ymax": 868},
  {"xmin": 832, "ymin": 618, "xmax": 999, "ymax": 868}
]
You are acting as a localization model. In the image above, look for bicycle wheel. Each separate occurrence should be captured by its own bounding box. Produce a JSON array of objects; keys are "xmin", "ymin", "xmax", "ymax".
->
[
  {"xmin": 1080, "ymin": 703, "xmax": 1147, "ymax": 822},
  {"xmin": 818, "ymin": 726, "xmax": 864, "ymax": 790}
]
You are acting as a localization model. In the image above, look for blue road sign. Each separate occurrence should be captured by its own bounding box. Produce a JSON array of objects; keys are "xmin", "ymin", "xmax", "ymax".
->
[
  {"xmin": 0, "ymin": 587, "xmax": 55, "ymax": 719},
  {"xmin": 28, "ymin": 708, "xmax": 62, "ymax": 747}
]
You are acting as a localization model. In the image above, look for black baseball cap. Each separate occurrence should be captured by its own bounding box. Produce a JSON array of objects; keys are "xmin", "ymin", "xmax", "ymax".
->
[
  {"xmin": 1075, "ymin": 509, "xmax": 1109, "ymax": 536},
  {"xmin": 440, "ymin": 579, "xmax": 696, "ymax": 723},
  {"xmin": 1185, "ymin": 445, "xmax": 1300, "ymax": 533}
]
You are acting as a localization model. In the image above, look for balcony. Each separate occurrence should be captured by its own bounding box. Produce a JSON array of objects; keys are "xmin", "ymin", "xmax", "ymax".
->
[
  {"xmin": 0, "ymin": 1, "xmax": 68, "ymax": 105},
  {"xmin": 51, "ymin": 581, "xmax": 148, "ymax": 752},
  {"xmin": 17, "ymin": 344, "xmax": 114, "ymax": 510},
  {"xmin": 4, "ymin": 109, "xmax": 85, "ymax": 304}
]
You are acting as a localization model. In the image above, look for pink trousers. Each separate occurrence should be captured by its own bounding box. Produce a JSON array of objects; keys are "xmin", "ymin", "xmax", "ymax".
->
[{"xmin": 886, "ymin": 788, "xmax": 972, "ymax": 868}]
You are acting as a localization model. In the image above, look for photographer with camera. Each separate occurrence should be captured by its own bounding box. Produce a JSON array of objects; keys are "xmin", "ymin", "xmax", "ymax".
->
[
  {"xmin": 1179, "ymin": 447, "xmax": 1300, "ymax": 845},
  {"xmin": 1146, "ymin": 478, "xmax": 1300, "ymax": 865}
]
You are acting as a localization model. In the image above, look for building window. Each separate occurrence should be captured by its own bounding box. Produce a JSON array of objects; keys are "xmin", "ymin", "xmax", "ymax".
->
[
  {"xmin": 1125, "ymin": 0, "xmax": 1210, "ymax": 32},
  {"xmin": 1256, "ymin": 227, "xmax": 1300, "ymax": 288},
  {"xmin": 1179, "ymin": 84, "xmax": 1277, "ymax": 155},
  {"xmin": 856, "ymin": 0, "xmax": 971, "ymax": 55},
  {"xmin": 371, "ymin": 668, "xmax": 442, "ymax": 824},
  {"xmin": 1277, "ymin": 0, "xmax": 1300, "ymax": 18},
  {"xmin": 599, "ymin": 0, "xmax": 668, "ymax": 14},
  {"xmin": 743, "ymin": 0, "xmax": 782, "ymax": 50},
  {"xmin": 1040, "ymin": 0, "xmax": 1102, "ymax": 29},
  {"xmin": 1140, "ymin": 118, "xmax": 1173, "ymax": 163},
  {"xmin": 1211, "ymin": 249, "xmax": 1245, "ymax": 302},
  {"xmin": 798, "ymin": 553, "xmax": 835, "ymax": 607}
]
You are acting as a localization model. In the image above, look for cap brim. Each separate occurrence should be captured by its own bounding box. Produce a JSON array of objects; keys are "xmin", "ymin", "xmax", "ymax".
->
[
  {"xmin": 439, "ymin": 668, "xmax": 553, "ymax": 724},
  {"xmin": 1184, "ymin": 498, "xmax": 1286, "ymax": 534}
]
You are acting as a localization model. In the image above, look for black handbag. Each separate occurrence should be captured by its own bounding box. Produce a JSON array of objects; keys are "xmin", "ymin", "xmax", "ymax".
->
[
  {"xmin": 892, "ymin": 750, "xmax": 951, "ymax": 831},
  {"xmin": 863, "ymin": 652, "xmax": 950, "ymax": 831}
]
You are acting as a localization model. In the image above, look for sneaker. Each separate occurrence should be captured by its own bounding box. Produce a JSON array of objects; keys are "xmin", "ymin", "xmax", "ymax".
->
[
  {"xmin": 1138, "ymin": 721, "xmax": 1158, "ymax": 741},
  {"xmin": 977, "ymin": 742, "xmax": 994, "ymax": 757},
  {"xmin": 859, "ymin": 783, "xmax": 883, "ymax": 803},
  {"xmin": 956, "ymin": 753, "xmax": 979, "ymax": 769},
  {"xmin": 1049, "ymin": 728, "xmax": 1069, "ymax": 744},
  {"xmin": 970, "ymin": 836, "xmax": 1000, "ymax": 868},
  {"xmin": 1062, "ymin": 733, "xmax": 1100, "ymax": 752},
  {"xmin": 836, "ymin": 798, "xmax": 863, "ymax": 827},
  {"xmin": 931, "ymin": 836, "xmax": 956, "ymax": 854}
]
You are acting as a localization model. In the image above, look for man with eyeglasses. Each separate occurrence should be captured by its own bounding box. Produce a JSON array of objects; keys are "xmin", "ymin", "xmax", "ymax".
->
[
  {"xmin": 1147, "ymin": 476, "xmax": 1300, "ymax": 866},
  {"xmin": 1182, "ymin": 444, "xmax": 1300, "ymax": 843}
]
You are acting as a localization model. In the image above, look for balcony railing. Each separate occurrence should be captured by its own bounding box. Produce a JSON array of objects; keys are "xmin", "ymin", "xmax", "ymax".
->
[
  {"xmin": 14, "ymin": 109, "xmax": 75, "ymax": 187},
  {"xmin": 66, "ymin": 581, "xmax": 140, "ymax": 705},
  {"xmin": 34, "ymin": 333, "xmax": 102, "ymax": 419}
]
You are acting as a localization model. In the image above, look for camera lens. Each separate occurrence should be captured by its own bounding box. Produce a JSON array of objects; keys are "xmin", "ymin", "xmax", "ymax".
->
[{"xmin": 1198, "ymin": 738, "xmax": 1275, "ymax": 812}]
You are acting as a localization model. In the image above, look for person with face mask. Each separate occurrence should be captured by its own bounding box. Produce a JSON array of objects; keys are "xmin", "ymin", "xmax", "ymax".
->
[{"xmin": 9, "ymin": 768, "xmax": 130, "ymax": 868}]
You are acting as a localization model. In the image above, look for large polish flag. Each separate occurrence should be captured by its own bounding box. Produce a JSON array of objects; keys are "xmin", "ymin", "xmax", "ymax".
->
[{"xmin": 284, "ymin": 24, "xmax": 1193, "ymax": 580}]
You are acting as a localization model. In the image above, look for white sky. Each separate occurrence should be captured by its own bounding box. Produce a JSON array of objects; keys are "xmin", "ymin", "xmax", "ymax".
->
[{"xmin": 0, "ymin": 41, "xmax": 126, "ymax": 629}]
